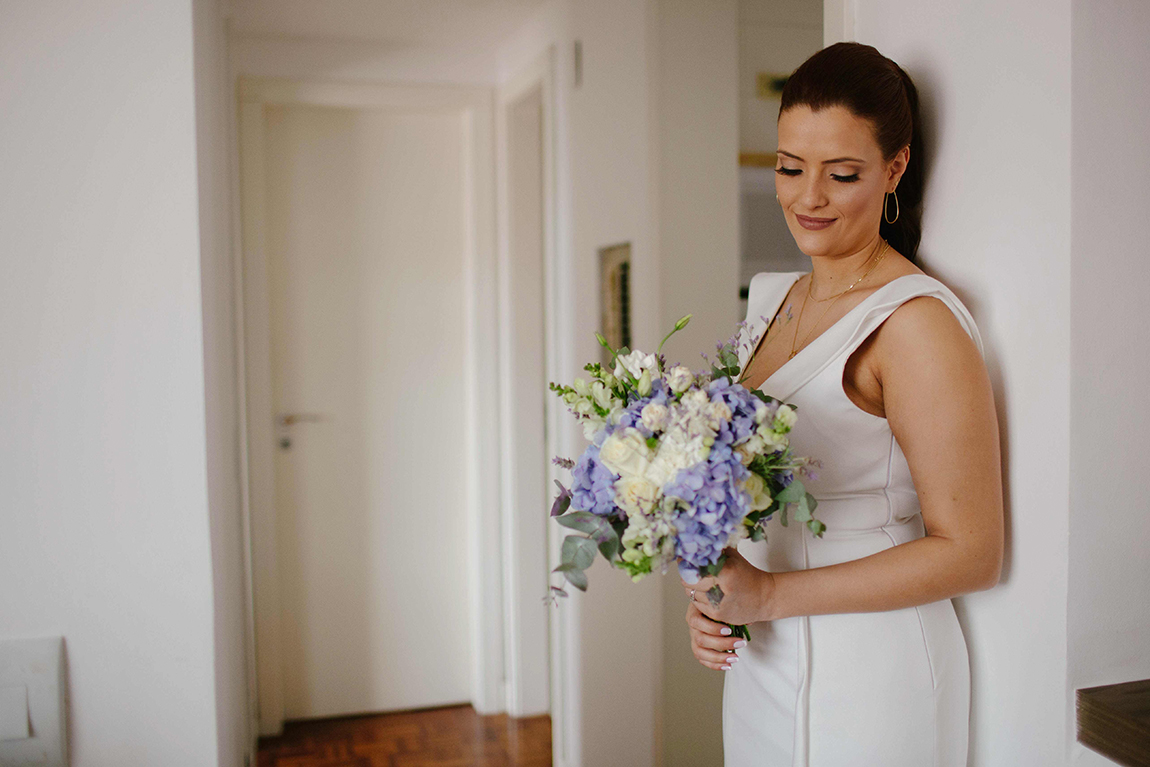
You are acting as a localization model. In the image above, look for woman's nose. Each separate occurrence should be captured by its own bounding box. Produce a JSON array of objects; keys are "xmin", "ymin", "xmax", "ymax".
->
[{"xmin": 799, "ymin": 176, "xmax": 828, "ymax": 210}]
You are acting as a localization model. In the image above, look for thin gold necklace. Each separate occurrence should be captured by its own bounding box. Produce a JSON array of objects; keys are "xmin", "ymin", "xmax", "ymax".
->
[
  {"xmin": 788, "ymin": 239, "xmax": 889, "ymax": 360},
  {"xmin": 807, "ymin": 237, "xmax": 886, "ymax": 302}
]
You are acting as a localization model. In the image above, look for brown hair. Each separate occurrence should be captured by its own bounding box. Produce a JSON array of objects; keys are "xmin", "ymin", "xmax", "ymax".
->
[{"xmin": 780, "ymin": 42, "xmax": 924, "ymax": 262}]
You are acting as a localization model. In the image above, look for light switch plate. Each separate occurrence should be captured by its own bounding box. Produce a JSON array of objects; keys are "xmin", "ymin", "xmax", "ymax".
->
[
  {"xmin": 0, "ymin": 637, "xmax": 67, "ymax": 766},
  {"xmin": 0, "ymin": 685, "xmax": 30, "ymax": 740}
]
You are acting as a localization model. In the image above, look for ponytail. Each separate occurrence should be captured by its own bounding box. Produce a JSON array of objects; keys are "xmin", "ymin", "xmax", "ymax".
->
[{"xmin": 879, "ymin": 66, "xmax": 923, "ymax": 261}]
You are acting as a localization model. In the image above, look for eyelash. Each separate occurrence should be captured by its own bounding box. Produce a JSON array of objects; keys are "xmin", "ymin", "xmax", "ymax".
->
[{"xmin": 774, "ymin": 168, "xmax": 861, "ymax": 183}]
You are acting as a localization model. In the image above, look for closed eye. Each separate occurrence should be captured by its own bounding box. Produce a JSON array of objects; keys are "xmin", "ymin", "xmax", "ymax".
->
[
  {"xmin": 775, "ymin": 167, "xmax": 801, "ymax": 176},
  {"xmin": 831, "ymin": 173, "xmax": 860, "ymax": 183}
]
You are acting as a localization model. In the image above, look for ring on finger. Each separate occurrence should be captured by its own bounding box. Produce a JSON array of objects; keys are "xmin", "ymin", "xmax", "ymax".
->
[{"xmin": 688, "ymin": 588, "xmax": 696, "ymax": 602}]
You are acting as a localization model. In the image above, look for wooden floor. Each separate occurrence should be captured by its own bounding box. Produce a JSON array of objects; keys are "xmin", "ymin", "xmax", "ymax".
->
[{"xmin": 257, "ymin": 705, "xmax": 552, "ymax": 767}]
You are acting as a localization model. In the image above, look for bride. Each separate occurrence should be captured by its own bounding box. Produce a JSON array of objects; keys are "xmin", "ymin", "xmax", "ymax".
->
[{"xmin": 682, "ymin": 43, "xmax": 1004, "ymax": 765}]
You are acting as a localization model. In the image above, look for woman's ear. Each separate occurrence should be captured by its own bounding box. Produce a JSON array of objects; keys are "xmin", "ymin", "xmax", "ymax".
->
[{"xmin": 888, "ymin": 145, "xmax": 910, "ymax": 191}]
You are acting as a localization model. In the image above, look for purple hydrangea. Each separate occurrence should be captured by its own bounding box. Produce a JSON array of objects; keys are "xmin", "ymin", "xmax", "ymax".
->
[{"xmin": 569, "ymin": 444, "xmax": 620, "ymax": 518}]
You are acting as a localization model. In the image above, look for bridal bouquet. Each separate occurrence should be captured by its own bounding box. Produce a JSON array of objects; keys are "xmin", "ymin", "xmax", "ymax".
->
[{"xmin": 548, "ymin": 316, "xmax": 824, "ymax": 637}]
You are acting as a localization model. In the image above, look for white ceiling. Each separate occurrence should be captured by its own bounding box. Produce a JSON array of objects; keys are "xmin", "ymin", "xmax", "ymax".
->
[{"xmin": 229, "ymin": 0, "xmax": 547, "ymax": 48}]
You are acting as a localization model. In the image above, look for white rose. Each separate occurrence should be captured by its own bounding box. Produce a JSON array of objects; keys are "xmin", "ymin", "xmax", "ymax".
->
[
  {"xmin": 708, "ymin": 401, "xmax": 732, "ymax": 427},
  {"xmin": 743, "ymin": 472, "xmax": 772, "ymax": 511},
  {"xmin": 598, "ymin": 427, "xmax": 653, "ymax": 477},
  {"xmin": 773, "ymin": 404, "xmax": 797, "ymax": 432},
  {"xmin": 667, "ymin": 365, "xmax": 694, "ymax": 394},
  {"xmin": 682, "ymin": 388, "xmax": 708, "ymax": 410},
  {"xmin": 614, "ymin": 475, "xmax": 661, "ymax": 517},
  {"xmin": 640, "ymin": 402, "xmax": 669, "ymax": 432}
]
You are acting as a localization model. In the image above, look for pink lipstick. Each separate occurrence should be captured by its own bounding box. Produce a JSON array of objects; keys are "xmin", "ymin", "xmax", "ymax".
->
[{"xmin": 795, "ymin": 214, "xmax": 836, "ymax": 231}]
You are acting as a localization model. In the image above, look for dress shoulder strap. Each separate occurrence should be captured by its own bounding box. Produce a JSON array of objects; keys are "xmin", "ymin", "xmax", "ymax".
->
[
  {"xmin": 841, "ymin": 273, "xmax": 984, "ymax": 360},
  {"xmin": 764, "ymin": 273, "xmax": 986, "ymax": 400}
]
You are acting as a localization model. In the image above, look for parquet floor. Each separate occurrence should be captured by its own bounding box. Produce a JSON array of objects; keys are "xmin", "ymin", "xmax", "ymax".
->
[{"xmin": 257, "ymin": 704, "xmax": 552, "ymax": 767}]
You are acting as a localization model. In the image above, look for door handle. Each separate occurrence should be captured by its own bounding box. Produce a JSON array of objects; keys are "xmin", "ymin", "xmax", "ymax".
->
[{"xmin": 278, "ymin": 413, "xmax": 325, "ymax": 427}]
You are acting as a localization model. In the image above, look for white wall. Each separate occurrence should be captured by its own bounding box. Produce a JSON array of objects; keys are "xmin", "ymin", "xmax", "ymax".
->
[
  {"xmin": 846, "ymin": 1, "xmax": 1074, "ymax": 764},
  {"xmin": 1067, "ymin": 1, "xmax": 1150, "ymax": 764},
  {"xmin": 654, "ymin": 2, "xmax": 740, "ymax": 766},
  {"xmin": 500, "ymin": 2, "xmax": 741, "ymax": 765},
  {"xmin": 738, "ymin": 0, "xmax": 822, "ymax": 155},
  {"xmin": 194, "ymin": 0, "xmax": 251, "ymax": 764},
  {"xmin": 232, "ymin": 34, "xmax": 504, "ymax": 86},
  {"xmin": 0, "ymin": 2, "xmax": 222, "ymax": 765}
]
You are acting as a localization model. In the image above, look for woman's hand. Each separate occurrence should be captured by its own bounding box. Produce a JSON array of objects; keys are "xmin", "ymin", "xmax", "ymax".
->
[
  {"xmin": 685, "ymin": 601, "xmax": 746, "ymax": 671},
  {"xmin": 681, "ymin": 548, "xmax": 778, "ymax": 626}
]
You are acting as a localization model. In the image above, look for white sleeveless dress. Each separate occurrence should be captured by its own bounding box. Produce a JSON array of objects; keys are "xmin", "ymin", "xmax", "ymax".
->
[{"xmin": 724, "ymin": 272, "xmax": 981, "ymax": 767}]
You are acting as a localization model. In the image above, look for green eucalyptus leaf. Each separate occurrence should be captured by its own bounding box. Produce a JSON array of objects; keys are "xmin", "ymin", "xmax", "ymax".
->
[
  {"xmin": 557, "ymin": 511, "xmax": 611, "ymax": 537},
  {"xmin": 562, "ymin": 566, "xmax": 588, "ymax": 592},
  {"xmin": 775, "ymin": 482, "xmax": 805, "ymax": 504},
  {"xmin": 794, "ymin": 493, "xmax": 812, "ymax": 523},
  {"xmin": 598, "ymin": 535, "xmax": 620, "ymax": 562},
  {"xmin": 561, "ymin": 535, "xmax": 598, "ymax": 570}
]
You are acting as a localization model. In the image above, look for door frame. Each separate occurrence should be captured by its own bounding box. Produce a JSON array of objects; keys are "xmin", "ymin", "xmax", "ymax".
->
[
  {"xmin": 494, "ymin": 50, "xmax": 555, "ymax": 719},
  {"xmin": 495, "ymin": 49, "xmax": 577, "ymax": 767},
  {"xmin": 234, "ymin": 76, "xmax": 503, "ymax": 735}
]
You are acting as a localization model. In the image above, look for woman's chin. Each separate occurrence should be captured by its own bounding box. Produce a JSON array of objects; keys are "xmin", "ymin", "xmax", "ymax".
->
[{"xmin": 790, "ymin": 230, "xmax": 836, "ymax": 260}]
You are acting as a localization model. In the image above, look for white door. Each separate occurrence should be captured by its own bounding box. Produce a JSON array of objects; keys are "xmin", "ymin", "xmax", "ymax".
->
[{"xmin": 261, "ymin": 103, "xmax": 471, "ymax": 719}]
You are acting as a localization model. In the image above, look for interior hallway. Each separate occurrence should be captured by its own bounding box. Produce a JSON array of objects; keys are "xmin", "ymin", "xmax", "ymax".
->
[{"xmin": 257, "ymin": 705, "xmax": 551, "ymax": 767}]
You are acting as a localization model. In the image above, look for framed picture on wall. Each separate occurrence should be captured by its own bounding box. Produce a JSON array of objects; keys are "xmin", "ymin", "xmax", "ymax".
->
[{"xmin": 599, "ymin": 242, "xmax": 631, "ymax": 367}]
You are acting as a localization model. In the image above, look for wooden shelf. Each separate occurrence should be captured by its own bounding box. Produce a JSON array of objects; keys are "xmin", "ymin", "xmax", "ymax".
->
[{"xmin": 1078, "ymin": 679, "xmax": 1150, "ymax": 767}]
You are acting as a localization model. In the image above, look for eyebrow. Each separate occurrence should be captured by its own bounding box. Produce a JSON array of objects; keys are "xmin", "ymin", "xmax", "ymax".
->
[{"xmin": 777, "ymin": 150, "xmax": 866, "ymax": 164}]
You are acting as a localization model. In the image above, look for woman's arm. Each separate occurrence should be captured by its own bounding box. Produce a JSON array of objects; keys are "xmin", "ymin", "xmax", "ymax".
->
[{"xmin": 686, "ymin": 295, "xmax": 1004, "ymax": 628}]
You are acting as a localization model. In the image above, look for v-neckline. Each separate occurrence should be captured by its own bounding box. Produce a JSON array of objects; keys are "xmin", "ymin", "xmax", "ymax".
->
[{"xmin": 749, "ymin": 273, "xmax": 917, "ymax": 391}]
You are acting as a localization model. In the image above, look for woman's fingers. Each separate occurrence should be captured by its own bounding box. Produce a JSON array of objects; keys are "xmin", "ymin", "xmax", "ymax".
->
[
  {"xmin": 685, "ymin": 602, "xmax": 747, "ymax": 670},
  {"xmin": 691, "ymin": 642, "xmax": 740, "ymax": 670},
  {"xmin": 686, "ymin": 602, "xmax": 731, "ymax": 636}
]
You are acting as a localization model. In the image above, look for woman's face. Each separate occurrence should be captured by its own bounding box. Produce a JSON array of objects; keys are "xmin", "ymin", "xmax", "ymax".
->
[{"xmin": 775, "ymin": 104, "xmax": 908, "ymax": 260}]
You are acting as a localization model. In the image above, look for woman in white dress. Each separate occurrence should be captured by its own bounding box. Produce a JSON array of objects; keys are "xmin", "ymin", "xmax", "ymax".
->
[{"xmin": 681, "ymin": 43, "xmax": 1004, "ymax": 766}]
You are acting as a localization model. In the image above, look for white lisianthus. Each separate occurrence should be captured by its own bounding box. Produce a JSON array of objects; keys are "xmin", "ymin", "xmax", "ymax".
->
[
  {"xmin": 640, "ymin": 402, "xmax": 670, "ymax": 432},
  {"xmin": 753, "ymin": 399, "xmax": 771, "ymax": 424},
  {"xmin": 743, "ymin": 472, "xmax": 773, "ymax": 511},
  {"xmin": 736, "ymin": 434, "xmax": 767, "ymax": 463},
  {"xmin": 614, "ymin": 475, "xmax": 661, "ymax": 516},
  {"xmin": 614, "ymin": 350, "xmax": 660, "ymax": 381},
  {"xmin": 591, "ymin": 381, "xmax": 615, "ymax": 411},
  {"xmin": 637, "ymin": 369, "xmax": 652, "ymax": 397},
  {"xmin": 667, "ymin": 365, "xmax": 694, "ymax": 394},
  {"xmin": 599, "ymin": 427, "xmax": 653, "ymax": 477},
  {"xmin": 582, "ymin": 420, "xmax": 602, "ymax": 441},
  {"xmin": 758, "ymin": 428, "xmax": 789, "ymax": 453},
  {"xmin": 773, "ymin": 404, "xmax": 797, "ymax": 432}
]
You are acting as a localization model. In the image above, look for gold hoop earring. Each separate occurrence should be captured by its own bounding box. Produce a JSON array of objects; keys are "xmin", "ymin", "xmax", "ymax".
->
[
  {"xmin": 884, "ymin": 190, "xmax": 900, "ymax": 224},
  {"xmin": 775, "ymin": 194, "xmax": 780, "ymax": 203}
]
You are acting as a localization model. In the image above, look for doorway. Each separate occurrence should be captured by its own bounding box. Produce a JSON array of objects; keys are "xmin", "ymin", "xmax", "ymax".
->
[{"xmin": 237, "ymin": 78, "xmax": 503, "ymax": 735}]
